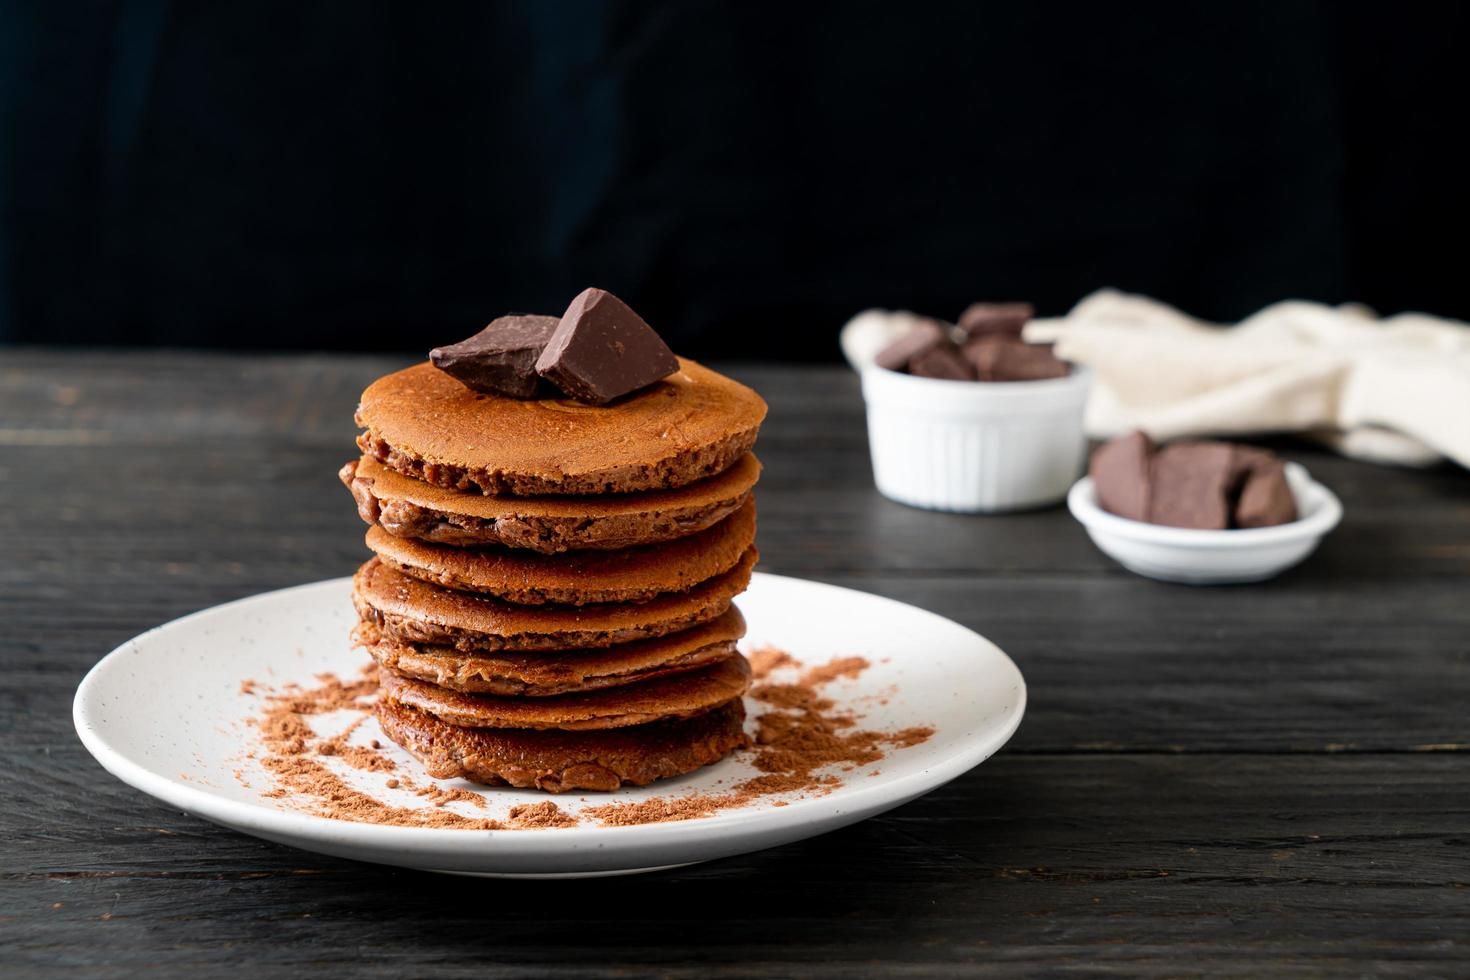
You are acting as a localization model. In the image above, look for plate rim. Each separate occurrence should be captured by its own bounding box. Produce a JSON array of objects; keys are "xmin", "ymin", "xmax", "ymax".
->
[{"xmin": 74, "ymin": 571, "xmax": 1027, "ymax": 860}]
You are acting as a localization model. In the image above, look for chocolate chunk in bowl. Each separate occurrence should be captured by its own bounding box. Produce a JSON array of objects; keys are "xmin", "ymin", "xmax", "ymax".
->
[
  {"xmin": 957, "ymin": 301, "xmax": 1034, "ymax": 339},
  {"xmin": 874, "ymin": 318, "xmax": 948, "ymax": 371},
  {"xmin": 908, "ymin": 343, "xmax": 976, "ymax": 380},
  {"xmin": 962, "ymin": 336, "xmax": 1070, "ymax": 382}
]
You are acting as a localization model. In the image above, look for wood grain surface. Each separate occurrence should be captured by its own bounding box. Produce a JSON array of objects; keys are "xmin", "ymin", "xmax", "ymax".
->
[{"xmin": 2, "ymin": 349, "xmax": 1467, "ymax": 977}]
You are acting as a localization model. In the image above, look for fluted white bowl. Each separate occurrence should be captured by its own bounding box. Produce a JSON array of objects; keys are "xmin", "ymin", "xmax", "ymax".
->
[{"xmin": 861, "ymin": 364, "xmax": 1091, "ymax": 512}]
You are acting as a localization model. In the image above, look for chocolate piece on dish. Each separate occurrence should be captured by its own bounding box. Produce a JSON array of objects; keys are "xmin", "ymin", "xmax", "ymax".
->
[
  {"xmin": 1234, "ymin": 457, "xmax": 1297, "ymax": 528},
  {"xmin": 1147, "ymin": 441, "xmax": 1238, "ymax": 530},
  {"xmin": 1090, "ymin": 431, "xmax": 1155, "ymax": 522}
]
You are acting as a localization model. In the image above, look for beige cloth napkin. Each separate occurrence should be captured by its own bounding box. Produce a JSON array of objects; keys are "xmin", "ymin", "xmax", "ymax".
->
[{"xmin": 1022, "ymin": 290, "xmax": 1470, "ymax": 468}]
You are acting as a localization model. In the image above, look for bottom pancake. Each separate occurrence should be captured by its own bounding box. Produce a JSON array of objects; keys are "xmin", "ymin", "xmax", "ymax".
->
[{"xmin": 376, "ymin": 697, "xmax": 748, "ymax": 793}]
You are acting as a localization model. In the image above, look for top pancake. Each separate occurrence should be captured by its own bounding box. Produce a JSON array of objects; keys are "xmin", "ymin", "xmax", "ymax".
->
[
  {"xmin": 342, "ymin": 453, "xmax": 760, "ymax": 553},
  {"xmin": 356, "ymin": 358, "xmax": 767, "ymax": 495}
]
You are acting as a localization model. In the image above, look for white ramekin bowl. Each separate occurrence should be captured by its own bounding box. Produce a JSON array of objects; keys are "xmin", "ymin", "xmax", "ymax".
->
[
  {"xmin": 861, "ymin": 365, "xmax": 1091, "ymax": 512},
  {"xmin": 1067, "ymin": 462, "xmax": 1342, "ymax": 584}
]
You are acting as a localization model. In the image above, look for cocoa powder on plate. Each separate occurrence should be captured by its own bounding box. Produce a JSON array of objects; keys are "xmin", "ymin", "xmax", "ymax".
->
[
  {"xmin": 247, "ymin": 668, "xmax": 507, "ymax": 829},
  {"xmin": 242, "ymin": 650, "xmax": 934, "ymax": 830},
  {"xmin": 585, "ymin": 651, "xmax": 933, "ymax": 827}
]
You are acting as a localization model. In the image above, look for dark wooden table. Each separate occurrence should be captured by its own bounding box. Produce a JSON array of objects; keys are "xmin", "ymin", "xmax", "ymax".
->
[{"xmin": 3, "ymin": 349, "xmax": 1468, "ymax": 977}]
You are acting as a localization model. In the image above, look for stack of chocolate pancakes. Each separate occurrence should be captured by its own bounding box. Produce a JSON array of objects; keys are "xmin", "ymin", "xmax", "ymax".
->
[{"xmin": 341, "ymin": 356, "xmax": 767, "ymax": 793}]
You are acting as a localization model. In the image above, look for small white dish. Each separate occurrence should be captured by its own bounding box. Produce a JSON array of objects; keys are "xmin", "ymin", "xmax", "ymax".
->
[
  {"xmin": 861, "ymin": 364, "xmax": 1091, "ymax": 512},
  {"xmin": 74, "ymin": 572, "xmax": 1026, "ymax": 877},
  {"xmin": 1067, "ymin": 462, "xmax": 1343, "ymax": 584}
]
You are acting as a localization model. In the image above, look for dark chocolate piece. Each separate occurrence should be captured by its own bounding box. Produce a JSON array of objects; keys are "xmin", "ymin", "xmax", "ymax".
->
[
  {"xmin": 1090, "ymin": 431, "xmax": 1155, "ymax": 522},
  {"xmin": 963, "ymin": 336, "xmax": 1070, "ymax": 381},
  {"xmin": 958, "ymin": 302, "xmax": 1034, "ymax": 340},
  {"xmin": 1147, "ymin": 441, "xmax": 1237, "ymax": 530},
  {"xmin": 1095, "ymin": 435, "xmax": 1297, "ymax": 530},
  {"xmin": 1234, "ymin": 457, "xmax": 1297, "ymax": 528},
  {"xmin": 908, "ymin": 342, "xmax": 976, "ymax": 380},
  {"xmin": 874, "ymin": 320, "xmax": 947, "ymax": 372},
  {"xmin": 430, "ymin": 315, "xmax": 559, "ymax": 398},
  {"xmin": 535, "ymin": 288, "xmax": 679, "ymax": 405}
]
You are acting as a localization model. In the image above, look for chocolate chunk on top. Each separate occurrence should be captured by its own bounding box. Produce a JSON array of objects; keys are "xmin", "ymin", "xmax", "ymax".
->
[
  {"xmin": 429, "ymin": 315, "xmax": 560, "ymax": 398},
  {"xmin": 1090, "ymin": 431, "xmax": 1155, "ymax": 522},
  {"xmin": 958, "ymin": 301, "xmax": 1034, "ymax": 339},
  {"xmin": 873, "ymin": 319, "xmax": 948, "ymax": 372},
  {"xmin": 963, "ymin": 335, "xmax": 1070, "ymax": 381},
  {"xmin": 536, "ymin": 288, "xmax": 679, "ymax": 405}
]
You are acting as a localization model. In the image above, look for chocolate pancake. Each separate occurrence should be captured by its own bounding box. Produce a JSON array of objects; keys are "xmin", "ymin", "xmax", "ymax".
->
[
  {"xmin": 364, "ymin": 499, "xmax": 755, "ymax": 605},
  {"xmin": 355, "ymin": 358, "xmax": 767, "ymax": 495},
  {"xmin": 376, "ymin": 697, "xmax": 748, "ymax": 792},
  {"xmin": 352, "ymin": 548, "xmax": 757, "ymax": 652},
  {"xmin": 357, "ymin": 607, "xmax": 747, "ymax": 696},
  {"xmin": 341, "ymin": 453, "xmax": 760, "ymax": 552},
  {"xmin": 378, "ymin": 653, "xmax": 749, "ymax": 730}
]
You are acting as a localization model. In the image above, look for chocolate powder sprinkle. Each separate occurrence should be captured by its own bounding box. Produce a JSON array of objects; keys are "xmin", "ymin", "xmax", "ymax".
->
[
  {"xmin": 507, "ymin": 802, "xmax": 578, "ymax": 829},
  {"xmin": 800, "ymin": 656, "xmax": 870, "ymax": 686},
  {"xmin": 248, "ymin": 671, "xmax": 504, "ymax": 829},
  {"xmin": 747, "ymin": 646, "xmax": 797, "ymax": 679},
  {"xmin": 584, "ymin": 651, "xmax": 933, "ymax": 827},
  {"xmin": 241, "ymin": 650, "xmax": 933, "ymax": 831}
]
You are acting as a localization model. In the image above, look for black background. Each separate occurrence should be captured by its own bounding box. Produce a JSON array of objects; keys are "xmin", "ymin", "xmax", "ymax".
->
[{"xmin": 2, "ymin": 1, "xmax": 1467, "ymax": 359}]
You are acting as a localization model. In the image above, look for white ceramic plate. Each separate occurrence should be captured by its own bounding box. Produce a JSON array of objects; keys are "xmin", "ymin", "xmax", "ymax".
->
[
  {"xmin": 1068, "ymin": 462, "xmax": 1343, "ymax": 584},
  {"xmin": 74, "ymin": 572, "xmax": 1025, "ymax": 877}
]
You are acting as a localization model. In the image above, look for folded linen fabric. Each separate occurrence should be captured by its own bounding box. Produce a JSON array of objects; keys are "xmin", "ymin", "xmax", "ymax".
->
[{"xmin": 1024, "ymin": 290, "xmax": 1470, "ymax": 468}]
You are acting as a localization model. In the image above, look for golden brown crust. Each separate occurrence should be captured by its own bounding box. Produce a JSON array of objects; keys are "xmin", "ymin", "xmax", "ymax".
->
[
  {"xmin": 341, "ymin": 454, "xmax": 760, "ymax": 553},
  {"xmin": 377, "ymin": 654, "xmax": 750, "ymax": 730},
  {"xmin": 356, "ymin": 607, "xmax": 747, "ymax": 696},
  {"xmin": 354, "ymin": 358, "xmax": 767, "ymax": 496},
  {"xmin": 351, "ymin": 548, "xmax": 757, "ymax": 652},
  {"xmin": 375, "ymin": 698, "xmax": 748, "ymax": 793},
  {"xmin": 365, "ymin": 500, "xmax": 755, "ymax": 605}
]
